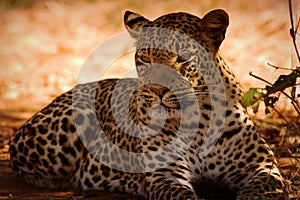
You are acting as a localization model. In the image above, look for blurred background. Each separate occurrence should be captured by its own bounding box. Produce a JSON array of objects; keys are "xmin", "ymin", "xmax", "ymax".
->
[{"xmin": 0, "ymin": 0, "xmax": 298, "ymax": 110}]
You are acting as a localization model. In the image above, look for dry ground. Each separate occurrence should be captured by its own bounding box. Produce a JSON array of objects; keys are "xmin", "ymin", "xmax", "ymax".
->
[{"xmin": 0, "ymin": 0, "xmax": 299, "ymax": 199}]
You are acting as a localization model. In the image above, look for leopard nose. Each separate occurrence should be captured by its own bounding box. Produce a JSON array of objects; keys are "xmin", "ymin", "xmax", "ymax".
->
[{"xmin": 150, "ymin": 84, "xmax": 170, "ymax": 98}]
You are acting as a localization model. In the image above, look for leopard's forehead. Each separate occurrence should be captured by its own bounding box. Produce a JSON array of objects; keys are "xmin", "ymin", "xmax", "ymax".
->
[
  {"xmin": 132, "ymin": 12, "xmax": 213, "ymax": 58},
  {"xmin": 151, "ymin": 12, "xmax": 202, "ymax": 35},
  {"xmin": 135, "ymin": 27, "xmax": 200, "ymax": 56},
  {"xmin": 136, "ymin": 12, "xmax": 203, "ymax": 48}
]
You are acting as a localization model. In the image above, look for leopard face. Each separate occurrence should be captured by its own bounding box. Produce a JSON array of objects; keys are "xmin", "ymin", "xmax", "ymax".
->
[{"xmin": 124, "ymin": 10, "xmax": 243, "ymax": 120}]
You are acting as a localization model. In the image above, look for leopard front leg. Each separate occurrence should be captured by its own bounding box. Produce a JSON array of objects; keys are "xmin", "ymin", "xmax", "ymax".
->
[{"xmin": 145, "ymin": 172, "xmax": 203, "ymax": 200}]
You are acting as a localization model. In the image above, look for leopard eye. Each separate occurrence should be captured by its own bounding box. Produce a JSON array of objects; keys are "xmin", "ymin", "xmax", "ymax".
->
[
  {"xmin": 176, "ymin": 54, "xmax": 191, "ymax": 63},
  {"xmin": 139, "ymin": 55, "xmax": 152, "ymax": 64}
]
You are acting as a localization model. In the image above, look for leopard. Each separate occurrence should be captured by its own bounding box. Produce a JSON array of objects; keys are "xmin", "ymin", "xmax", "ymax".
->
[{"xmin": 9, "ymin": 9, "xmax": 289, "ymax": 200}]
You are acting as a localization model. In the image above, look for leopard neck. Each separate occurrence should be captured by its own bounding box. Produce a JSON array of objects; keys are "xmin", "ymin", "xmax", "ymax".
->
[{"xmin": 215, "ymin": 52, "xmax": 244, "ymax": 104}]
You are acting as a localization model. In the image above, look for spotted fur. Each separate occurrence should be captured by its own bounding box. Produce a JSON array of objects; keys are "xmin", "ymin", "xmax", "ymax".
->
[{"xmin": 9, "ymin": 9, "xmax": 289, "ymax": 200}]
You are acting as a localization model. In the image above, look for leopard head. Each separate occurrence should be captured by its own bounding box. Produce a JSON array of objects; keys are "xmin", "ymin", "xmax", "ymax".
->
[{"xmin": 124, "ymin": 9, "xmax": 229, "ymax": 122}]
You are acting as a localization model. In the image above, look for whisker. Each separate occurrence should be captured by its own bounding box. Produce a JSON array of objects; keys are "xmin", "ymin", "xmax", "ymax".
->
[{"xmin": 175, "ymin": 91, "xmax": 226, "ymax": 100}]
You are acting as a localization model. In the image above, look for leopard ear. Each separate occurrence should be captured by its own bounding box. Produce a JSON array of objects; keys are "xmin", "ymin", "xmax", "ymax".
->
[
  {"xmin": 124, "ymin": 10, "xmax": 151, "ymax": 38},
  {"xmin": 202, "ymin": 9, "xmax": 229, "ymax": 48}
]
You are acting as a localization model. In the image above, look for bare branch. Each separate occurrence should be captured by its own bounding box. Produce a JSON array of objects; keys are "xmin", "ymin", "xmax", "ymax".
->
[
  {"xmin": 249, "ymin": 71, "xmax": 273, "ymax": 85},
  {"xmin": 267, "ymin": 63, "xmax": 293, "ymax": 71},
  {"xmin": 289, "ymin": 0, "xmax": 300, "ymax": 63}
]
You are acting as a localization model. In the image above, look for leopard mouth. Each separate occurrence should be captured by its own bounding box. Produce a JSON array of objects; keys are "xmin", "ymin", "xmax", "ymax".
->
[
  {"xmin": 138, "ymin": 83, "xmax": 197, "ymax": 119},
  {"xmin": 149, "ymin": 90, "xmax": 199, "ymax": 119}
]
